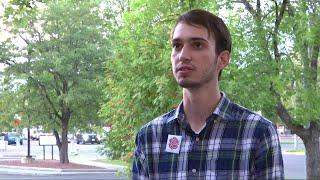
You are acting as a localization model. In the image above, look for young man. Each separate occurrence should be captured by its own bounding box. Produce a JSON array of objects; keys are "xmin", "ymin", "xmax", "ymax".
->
[{"xmin": 132, "ymin": 9, "xmax": 284, "ymax": 179}]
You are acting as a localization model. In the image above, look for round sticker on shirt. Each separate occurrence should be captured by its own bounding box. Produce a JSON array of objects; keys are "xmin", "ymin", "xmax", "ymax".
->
[
  {"xmin": 165, "ymin": 135, "xmax": 182, "ymax": 154},
  {"xmin": 169, "ymin": 137, "xmax": 179, "ymax": 149}
]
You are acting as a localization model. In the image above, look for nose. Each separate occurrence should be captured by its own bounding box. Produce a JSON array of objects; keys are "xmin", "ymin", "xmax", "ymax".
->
[{"xmin": 178, "ymin": 46, "xmax": 191, "ymax": 62}]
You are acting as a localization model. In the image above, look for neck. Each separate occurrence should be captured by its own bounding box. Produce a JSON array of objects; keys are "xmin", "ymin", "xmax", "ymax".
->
[{"xmin": 182, "ymin": 84, "xmax": 221, "ymax": 133}]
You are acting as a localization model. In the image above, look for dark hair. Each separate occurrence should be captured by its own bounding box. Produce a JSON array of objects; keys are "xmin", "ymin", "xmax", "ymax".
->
[
  {"xmin": 174, "ymin": 9, "xmax": 232, "ymax": 54},
  {"xmin": 173, "ymin": 9, "xmax": 232, "ymax": 79}
]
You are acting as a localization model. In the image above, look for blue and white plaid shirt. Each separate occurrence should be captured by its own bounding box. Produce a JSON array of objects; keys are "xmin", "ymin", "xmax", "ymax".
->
[{"xmin": 132, "ymin": 93, "xmax": 284, "ymax": 179}]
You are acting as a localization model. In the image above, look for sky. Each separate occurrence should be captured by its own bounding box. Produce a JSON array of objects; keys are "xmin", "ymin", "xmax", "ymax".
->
[
  {"xmin": 0, "ymin": 0, "xmax": 10, "ymax": 42},
  {"xmin": 0, "ymin": 0, "xmax": 8, "ymax": 71}
]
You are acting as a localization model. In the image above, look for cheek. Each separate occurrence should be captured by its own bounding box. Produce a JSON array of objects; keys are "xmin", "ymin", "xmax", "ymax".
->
[
  {"xmin": 171, "ymin": 54, "xmax": 177, "ymax": 67},
  {"xmin": 199, "ymin": 55, "xmax": 218, "ymax": 71},
  {"xmin": 170, "ymin": 60, "xmax": 175, "ymax": 74}
]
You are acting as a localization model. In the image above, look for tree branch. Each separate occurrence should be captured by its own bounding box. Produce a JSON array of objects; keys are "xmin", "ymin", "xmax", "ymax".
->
[
  {"xmin": 309, "ymin": 4, "xmax": 320, "ymax": 82},
  {"xmin": 1, "ymin": 58, "xmax": 17, "ymax": 66},
  {"xmin": 241, "ymin": 0, "xmax": 256, "ymax": 16},
  {"xmin": 48, "ymin": 69, "xmax": 63, "ymax": 96},
  {"xmin": 30, "ymin": 77, "xmax": 62, "ymax": 120},
  {"xmin": 44, "ymin": 103, "xmax": 61, "ymax": 127},
  {"xmin": 53, "ymin": 129, "xmax": 61, "ymax": 148},
  {"xmin": 270, "ymin": 83, "xmax": 308, "ymax": 138},
  {"xmin": 256, "ymin": 0, "xmax": 261, "ymax": 17},
  {"xmin": 309, "ymin": 121, "xmax": 320, "ymax": 138},
  {"xmin": 274, "ymin": 0, "xmax": 289, "ymax": 34},
  {"xmin": 272, "ymin": 0, "xmax": 289, "ymax": 62},
  {"xmin": 310, "ymin": 46, "xmax": 319, "ymax": 82},
  {"xmin": 18, "ymin": 34, "xmax": 30, "ymax": 45}
]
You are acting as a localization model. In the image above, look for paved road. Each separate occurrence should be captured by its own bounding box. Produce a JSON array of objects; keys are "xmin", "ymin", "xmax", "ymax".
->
[
  {"xmin": 0, "ymin": 173, "xmax": 126, "ymax": 180},
  {"xmin": 280, "ymin": 135, "xmax": 306, "ymax": 179},
  {"xmin": 283, "ymin": 154, "xmax": 306, "ymax": 179}
]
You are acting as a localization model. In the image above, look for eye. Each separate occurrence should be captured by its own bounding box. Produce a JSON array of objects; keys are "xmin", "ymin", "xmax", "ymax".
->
[
  {"xmin": 192, "ymin": 41, "xmax": 203, "ymax": 49},
  {"xmin": 172, "ymin": 42, "xmax": 182, "ymax": 51}
]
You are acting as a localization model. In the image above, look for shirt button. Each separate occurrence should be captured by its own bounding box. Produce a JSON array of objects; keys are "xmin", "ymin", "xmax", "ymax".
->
[
  {"xmin": 192, "ymin": 169, "xmax": 197, "ymax": 173},
  {"xmin": 196, "ymin": 137, "xmax": 200, "ymax": 142}
]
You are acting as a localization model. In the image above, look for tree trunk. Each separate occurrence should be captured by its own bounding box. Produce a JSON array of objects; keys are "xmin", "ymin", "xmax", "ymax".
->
[
  {"xmin": 302, "ymin": 134, "xmax": 320, "ymax": 179},
  {"xmin": 54, "ymin": 114, "xmax": 70, "ymax": 164},
  {"xmin": 59, "ymin": 125, "xmax": 69, "ymax": 164}
]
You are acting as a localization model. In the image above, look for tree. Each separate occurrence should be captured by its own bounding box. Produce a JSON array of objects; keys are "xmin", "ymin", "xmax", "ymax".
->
[
  {"xmin": 219, "ymin": 0, "xmax": 320, "ymax": 179},
  {"xmin": 1, "ymin": 0, "xmax": 109, "ymax": 163}
]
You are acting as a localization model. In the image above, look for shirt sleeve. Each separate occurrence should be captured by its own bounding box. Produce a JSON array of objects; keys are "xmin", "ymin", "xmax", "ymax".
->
[
  {"xmin": 132, "ymin": 130, "xmax": 149, "ymax": 180},
  {"xmin": 254, "ymin": 124, "xmax": 284, "ymax": 179}
]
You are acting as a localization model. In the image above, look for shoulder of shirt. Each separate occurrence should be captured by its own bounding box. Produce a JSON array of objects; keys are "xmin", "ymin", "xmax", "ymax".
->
[
  {"xmin": 137, "ymin": 108, "xmax": 177, "ymax": 134},
  {"xmin": 220, "ymin": 96, "xmax": 278, "ymax": 140},
  {"xmin": 224, "ymin": 99, "xmax": 275, "ymax": 128}
]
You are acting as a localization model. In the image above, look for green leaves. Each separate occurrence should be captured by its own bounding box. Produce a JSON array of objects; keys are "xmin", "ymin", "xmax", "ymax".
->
[{"xmin": 1, "ymin": 0, "xmax": 110, "ymax": 145}]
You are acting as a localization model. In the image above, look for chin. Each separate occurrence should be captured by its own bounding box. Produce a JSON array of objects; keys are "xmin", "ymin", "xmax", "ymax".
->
[{"xmin": 177, "ymin": 80, "xmax": 201, "ymax": 89}]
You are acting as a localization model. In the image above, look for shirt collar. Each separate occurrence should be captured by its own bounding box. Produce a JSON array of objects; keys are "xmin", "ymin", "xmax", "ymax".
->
[
  {"xmin": 212, "ymin": 92, "xmax": 232, "ymax": 120},
  {"xmin": 167, "ymin": 101, "xmax": 183, "ymax": 123},
  {"xmin": 167, "ymin": 92, "xmax": 232, "ymax": 124}
]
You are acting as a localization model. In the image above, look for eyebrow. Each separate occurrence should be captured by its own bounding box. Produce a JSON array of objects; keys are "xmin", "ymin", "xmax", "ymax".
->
[{"xmin": 171, "ymin": 37, "xmax": 209, "ymax": 43}]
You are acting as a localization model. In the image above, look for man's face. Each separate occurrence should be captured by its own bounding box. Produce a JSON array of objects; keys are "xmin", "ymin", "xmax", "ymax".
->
[{"xmin": 171, "ymin": 23, "xmax": 220, "ymax": 89}]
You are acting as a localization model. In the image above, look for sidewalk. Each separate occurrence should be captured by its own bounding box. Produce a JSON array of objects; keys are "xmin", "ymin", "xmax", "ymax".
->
[{"xmin": 0, "ymin": 153, "xmax": 125, "ymax": 175}]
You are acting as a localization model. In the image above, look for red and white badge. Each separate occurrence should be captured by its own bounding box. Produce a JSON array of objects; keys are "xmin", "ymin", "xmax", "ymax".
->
[{"xmin": 165, "ymin": 134, "xmax": 182, "ymax": 154}]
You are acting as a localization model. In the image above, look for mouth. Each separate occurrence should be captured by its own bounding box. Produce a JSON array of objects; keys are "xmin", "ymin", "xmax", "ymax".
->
[{"xmin": 176, "ymin": 65, "xmax": 194, "ymax": 74}]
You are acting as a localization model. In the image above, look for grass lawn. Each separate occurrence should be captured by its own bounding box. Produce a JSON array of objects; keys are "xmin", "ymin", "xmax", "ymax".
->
[
  {"xmin": 97, "ymin": 158, "xmax": 129, "ymax": 167},
  {"xmin": 285, "ymin": 149, "xmax": 305, "ymax": 155},
  {"xmin": 280, "ymin": 141, "xmax": 303, "ymax": 144}
]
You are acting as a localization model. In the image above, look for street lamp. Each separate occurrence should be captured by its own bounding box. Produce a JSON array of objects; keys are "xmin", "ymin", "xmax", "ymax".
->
[
  {"xmin": 26, "ymin": 114, "xmax": 31, "ymax": 158},
  {"xmin": 21, "ymin": 100, "xmax": 34, "ymax": 163}
]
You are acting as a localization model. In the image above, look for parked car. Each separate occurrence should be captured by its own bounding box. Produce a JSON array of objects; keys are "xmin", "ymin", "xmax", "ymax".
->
[
  {"xmin": 0, "ymin": 133, "xmax": 5, "ymax": 140},
  {"xmin": 4, "ymin": 132, "xmax": 23, "ymax": 145},
  {"xmin": 76, "ymin": 132, "xmax": 100, "ymax": 144}
]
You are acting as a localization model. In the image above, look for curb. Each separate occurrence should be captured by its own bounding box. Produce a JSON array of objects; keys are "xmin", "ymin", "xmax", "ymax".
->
[
  {"xmin": 0, "ymin": 165, "xmax": 118, "ymax": 175},
  {"xmin": 0, "ymin": 164, "xmax": 117, "ymax": 172}
]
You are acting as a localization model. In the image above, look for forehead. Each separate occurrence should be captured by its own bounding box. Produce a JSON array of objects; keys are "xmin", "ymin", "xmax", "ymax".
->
[{"xmin": 172, "ymin": 23, "xmax": 213, "ymax": 42}]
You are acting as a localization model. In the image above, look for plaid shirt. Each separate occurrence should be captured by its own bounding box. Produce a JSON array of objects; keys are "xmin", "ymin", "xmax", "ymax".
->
[{"xmin": 132, "ymin": 93, "xmax": 284, "ymax": 179}]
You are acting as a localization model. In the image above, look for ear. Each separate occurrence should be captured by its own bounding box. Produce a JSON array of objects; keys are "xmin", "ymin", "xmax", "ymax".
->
[{"xmin": 217, "ymin": 50, "xmax": 230, "ymax": 70}]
